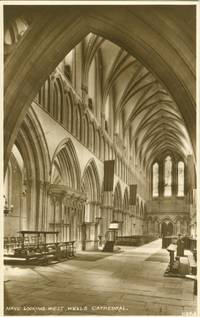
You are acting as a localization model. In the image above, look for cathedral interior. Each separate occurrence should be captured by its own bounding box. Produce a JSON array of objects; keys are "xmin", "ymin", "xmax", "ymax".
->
[{"xmin": 3, "ymin": 4, "xmax": 197, "ymax": 316}]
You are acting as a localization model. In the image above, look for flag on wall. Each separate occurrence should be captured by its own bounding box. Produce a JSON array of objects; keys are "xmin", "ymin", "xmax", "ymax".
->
[
  {"xmin": 186, "ymin": 155, "xmax": 196, "ymax": 192},
  {"xmin": 104, "ymin": 160, "xmax": 115, "ymax": 191},
  {"xmin": 129, "ymin": 184, "xmax": 137, "ymax": 205}
]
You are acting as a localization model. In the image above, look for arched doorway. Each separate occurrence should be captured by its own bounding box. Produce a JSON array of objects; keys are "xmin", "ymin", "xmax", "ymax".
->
[{"xmin": 161, "ymin": 221, "xmax": 173, "ymax": 237}]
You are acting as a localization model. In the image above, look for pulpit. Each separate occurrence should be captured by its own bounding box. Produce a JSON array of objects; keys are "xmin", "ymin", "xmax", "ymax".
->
[{"xmin": 103, "ymin": 221, "xmax": 119, "ymax": 252}]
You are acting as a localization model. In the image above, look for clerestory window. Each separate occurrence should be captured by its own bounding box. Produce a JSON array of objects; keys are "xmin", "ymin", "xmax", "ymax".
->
[
  {"xmin": 152, "ymin": 162, "xmax": 159, "ymax": 197},
  {"xmin": 164, "ymin": 156, "xmax": 172, "ymax": 197},
  {"xmin": 178, "ymin": 161, "xmax": 184, "ymax": 196}
]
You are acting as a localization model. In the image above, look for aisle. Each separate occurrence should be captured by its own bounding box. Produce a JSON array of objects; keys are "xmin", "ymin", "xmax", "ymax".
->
[{"xmin": 4, "ymin": 239, "xmax": 197, "ymax": 315}]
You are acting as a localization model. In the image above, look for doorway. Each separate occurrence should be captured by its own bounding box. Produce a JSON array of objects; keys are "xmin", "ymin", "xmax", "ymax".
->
[{"xmin": 161, "ymin": 221, "xmax": 173, "ymax": 237}]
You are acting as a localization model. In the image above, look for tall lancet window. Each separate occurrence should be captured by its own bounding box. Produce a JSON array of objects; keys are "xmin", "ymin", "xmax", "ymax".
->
[
  {"xmin": 105, "ymin": 96, "xmax": 109, "ymax": 132},
  {"xmin": 152, "ymin": 163, "xmax": 159, "ymax": 197},
  {"xmin": 178, "ymin": 161, "xmax": 184, "ymax": 196},
  {"xmin": 164, "ymin": 156, "xmax": 172, "ymax": 196}
]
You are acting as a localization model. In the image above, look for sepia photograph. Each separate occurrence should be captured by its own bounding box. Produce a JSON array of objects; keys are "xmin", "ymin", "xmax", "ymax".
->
[{"xmin": 3, "ymin": 2, "xmax": 197, "ymax": 316}]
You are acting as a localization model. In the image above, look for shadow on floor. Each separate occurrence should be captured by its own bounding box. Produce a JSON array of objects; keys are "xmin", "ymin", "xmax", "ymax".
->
[
  {"xmin": 145, "ymin": 252, "xmax": 169, "ymax": 263},
  {"xmin": 74, "ymin": 253, "xmax": 113, "ymax": 262}
]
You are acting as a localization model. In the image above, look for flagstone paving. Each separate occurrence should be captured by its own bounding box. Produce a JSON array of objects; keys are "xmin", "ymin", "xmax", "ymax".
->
[{"xmin": 4, "ymin": 239, "xmax": 197, "ymax": 315}]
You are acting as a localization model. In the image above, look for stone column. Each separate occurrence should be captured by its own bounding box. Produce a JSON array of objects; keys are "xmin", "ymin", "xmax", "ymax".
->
[
  {"xmin": 24, "ymin": 177, "xmax": 34, "ymax": 230},
  {"xmin": 74, "ymin": 42, "xmax": 83, "ymax": 96},
  {"xmin": 82, "ymin": 200, "xmax": 100, "ymax": 250},
  {"xmin": 36, "ymin": 180, "xmax": 50, "ymax": 231},
  {"xmin": 129, "ymin": 205, "xmax": 136, "ymax": 235},
  {"xmin": 48, "ymin": 186, "xmax": 66, "ymax": 242},
  {"xmin": 47, "ymin": 195, "xmax": 56, "ymax": 243},
  {"xmin": 94, "ymin": 202, "xmax": 102, "ymax": 248},
  {"xmin": 20, "ymin": 181, "xmax": 29, "ymax": 231},
  {"xmin": 101, "ymin": 192, "xmax": 114, "ymax": 244},
  {"xmin": 76, "ymin": 199, "xmax": 85, "ymax": 251}
]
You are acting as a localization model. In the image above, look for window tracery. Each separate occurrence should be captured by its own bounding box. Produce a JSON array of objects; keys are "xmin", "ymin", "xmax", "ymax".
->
[
  {"xmin": 164, "ymin": 156, "xmax": 172, "ymax": 197},
  {"xmin": 152, "ymin": 157, "xmax": 185, "ymax": 198}
]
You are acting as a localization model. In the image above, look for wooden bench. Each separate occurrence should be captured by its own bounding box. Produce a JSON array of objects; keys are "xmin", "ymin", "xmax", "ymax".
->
[
  {"xmin": 179, "ymin": 256, "xmax": 190, "ymax": 275},
  {"xmin": 184, "ymin": 250, "xmax": 197, "ymax": 295}
]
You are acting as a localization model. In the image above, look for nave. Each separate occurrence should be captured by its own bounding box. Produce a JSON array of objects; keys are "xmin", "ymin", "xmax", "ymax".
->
[{"xmin": 4, "ymin": 239, "xmax": 196, "ymax": 316}]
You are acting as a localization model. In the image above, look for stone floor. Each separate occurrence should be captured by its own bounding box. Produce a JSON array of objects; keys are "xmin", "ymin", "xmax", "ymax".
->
[{"xmin": 4, "ymin": 239, "xmax": 197, "ymax": 316}]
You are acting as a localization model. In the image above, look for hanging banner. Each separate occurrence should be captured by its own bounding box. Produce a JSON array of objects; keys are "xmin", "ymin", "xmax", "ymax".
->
[
  {"xmin": 129, "ymin": 184, "xmax": 137, "ymax": 205},
  {"xmin": 186, "ymin": 155, "xmax": 196, "ymax": 192},
  {"xmin": 104, "ymin": 160, "xmax": 115, "ymax": 191}
]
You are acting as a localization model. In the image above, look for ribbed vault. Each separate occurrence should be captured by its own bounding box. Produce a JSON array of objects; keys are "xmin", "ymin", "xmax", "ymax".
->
[
  {"xmin": 77, "ymin": 33, "xmax": 194, "ymax": 172},
  {"xmin": 4, "ymin": 6, "xmax": 196, "ymax": 175}
]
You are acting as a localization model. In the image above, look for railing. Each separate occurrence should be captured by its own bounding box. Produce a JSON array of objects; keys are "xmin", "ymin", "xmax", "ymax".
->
[
  {"xmin": 116, "ymin": 235, "xmax": 157, "ymax": 246},
  {"xmin": 4, "ymin": 236, "xmax": 76, "ymax": 265}
]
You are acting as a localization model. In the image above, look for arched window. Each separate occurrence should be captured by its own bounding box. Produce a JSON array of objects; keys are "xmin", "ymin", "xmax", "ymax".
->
[
  {"xmin": 152, "ymin": 162, "xmax": 159, "ymax": 197},
  {"xmin": 178, "ymin": 161, "xmax": 184, "ymax": 196},
  {"xmin": 53, "ymin": 83, "xmax": 58, "ymax": 119},
  {"xmin": 75, "ymin": 106, "xmax": 81, "ymax": 140},
  {"xmin": 64, "ymin": 49, "xmax": 73, "ymax": 82},
  {"xmin": 88, "ymin": 58, "xmax": 96, "ymax": 113},
  {"xmin": 105, "ymin": 97, "xmax": 109, "ymax": 132},
  {"xmin": 164, "ymin": 156, "xmax": 172, "ymax": 197},
  {"xmin": 95, "ymin": 130, "xmax": 100, "ymax": 158},
  {"xmin": 83, "ymin": 115, "xmax": 89, "ymax": 147},
  {"xmin": 89, "ymin": 123, "xmax": 95, "ymax": 152}
]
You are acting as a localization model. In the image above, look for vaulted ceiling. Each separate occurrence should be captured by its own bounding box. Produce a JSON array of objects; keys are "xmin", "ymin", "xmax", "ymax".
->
[
  {"xmin": 4, "ymin": 6, "xmax": 196, "ymax": 174},
  {"xmin": 80, "ymin": 33, "xmax": 193, "ymax": 170}
]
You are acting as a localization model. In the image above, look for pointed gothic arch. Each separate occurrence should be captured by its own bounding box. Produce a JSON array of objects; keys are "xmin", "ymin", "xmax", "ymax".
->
[
  {"xmin": 65, "ymin": 90, "xmax": 74, "ymax": 132},
  {"xmin": 5, "ymin": 106, "xmax": 51, "ymax": 231},
  {"xmin": 51, "ymin": 138, "xmax": 81, "ymax": 190},
  {"xmin": 74, "ymin": 103, "xmax": 82, "ymax": 140},
  {"xmin": 81, "ymin": 159, "xmax": 101, "ymax": 202}
]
